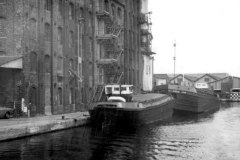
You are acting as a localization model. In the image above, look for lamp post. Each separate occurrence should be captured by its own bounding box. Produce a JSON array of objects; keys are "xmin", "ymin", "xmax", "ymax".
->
[{"xmin": 173, "ymin": 40, "xmax": 176, "ymax": 84}]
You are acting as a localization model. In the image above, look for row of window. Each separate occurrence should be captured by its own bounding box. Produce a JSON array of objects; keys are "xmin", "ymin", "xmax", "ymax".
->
[
  {"xmin": 146, "ymin": 65, "xmax": 151, "ymax": 75},
  {"xmin": 1, "ymin": 17, "xmax": 76, "ymax": 48},
  {"xmin": 30, "ymin": 52, "xmax": 74, "ymax": 73},
  {"xmin": 57, "ymin": 87, "xmax": 75, "ymax": 105},
  {"xmin": 45, "ymin": 23, "xmax": 74, "ymax": 47},
  {"xmin": 46, "ymin": 0, "xmax": 80, "ymax": 21},
  {"xmin": 101, "ymin": 0, "xmax": 123, "ymax": 20}
]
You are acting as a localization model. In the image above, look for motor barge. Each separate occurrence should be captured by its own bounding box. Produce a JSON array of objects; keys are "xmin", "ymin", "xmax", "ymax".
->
[
  {"xmin": 89, "ymin": 84, "xmax": 174, "ymax": 128},
  {"xmin": 154, "ymin": 84, "xmax": 220, "ymax": 114}
]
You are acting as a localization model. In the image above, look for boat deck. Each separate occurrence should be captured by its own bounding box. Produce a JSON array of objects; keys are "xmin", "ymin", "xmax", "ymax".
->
[{"xmin": 133, "ymin": 93, "xmax": 168, "ymax": 103}]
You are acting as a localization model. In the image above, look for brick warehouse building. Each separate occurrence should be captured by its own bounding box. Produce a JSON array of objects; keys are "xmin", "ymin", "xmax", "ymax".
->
[{"xmin": 0, "ymin": 0, "xmax": 151, "ymax": 117}]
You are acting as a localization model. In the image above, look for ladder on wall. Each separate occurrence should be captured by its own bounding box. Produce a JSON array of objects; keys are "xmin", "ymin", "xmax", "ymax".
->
[{"xmin": 91, "ymin": 84, "xmax": 105, "ymax": 102}]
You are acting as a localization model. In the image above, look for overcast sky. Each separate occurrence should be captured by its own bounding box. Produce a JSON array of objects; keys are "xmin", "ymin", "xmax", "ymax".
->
[{"xmin": 149, "ymin": 0, "xmax": 240, "ymax": 77}]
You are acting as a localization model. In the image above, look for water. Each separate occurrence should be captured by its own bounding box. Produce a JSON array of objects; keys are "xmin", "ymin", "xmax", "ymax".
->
[{"xmin": 0, "ymin": 102, "xmax": 240, "ymax": 160}]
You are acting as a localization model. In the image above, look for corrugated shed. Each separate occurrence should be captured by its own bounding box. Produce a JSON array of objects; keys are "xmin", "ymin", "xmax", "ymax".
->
[
  {"xmin": 233, "ymin": 77, "xmax": 240, "ymax": 88},
  {"xmin": 208, "ymin": 76, "xmax": 240, "ymax": 90}
]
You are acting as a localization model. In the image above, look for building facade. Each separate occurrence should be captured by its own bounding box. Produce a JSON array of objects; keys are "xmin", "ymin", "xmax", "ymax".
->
[
  {"xmin": 208, "ymin": 76, "xmax": 240, "ymax": 92},
  {"xmin": 140, "ymin": 0, "xmax": 154, "ymax": 91},
  {"xmin": 169, "ymin": 74, "xmax": 194, "ymax": 86},
  {"xmin": 0, "ymin": 0, "xmax": 145, "ymax": 117},
  {"xmin": 154, "ymin": 74, "xmax": 170, "ymax": 86}
]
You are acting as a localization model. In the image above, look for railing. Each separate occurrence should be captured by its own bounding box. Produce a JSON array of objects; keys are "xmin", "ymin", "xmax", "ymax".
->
[{"xmin": 138, "ymin": 13, "xmax": 148, "ymax": 24}]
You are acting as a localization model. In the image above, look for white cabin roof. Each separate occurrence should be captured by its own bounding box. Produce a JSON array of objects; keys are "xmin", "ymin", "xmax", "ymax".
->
[{"xmin": 105, "ymin": 84, "xmax": 133, "ymax": 95}]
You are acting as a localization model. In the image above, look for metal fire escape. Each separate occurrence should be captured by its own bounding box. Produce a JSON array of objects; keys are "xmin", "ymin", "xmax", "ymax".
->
[
  {"xmin": 139, "ymin": 12, "xmax": 154, "ymax": 56},
  {"xmin": 90, "ymin": 5, "xmax": 124, "ymax": 103}
]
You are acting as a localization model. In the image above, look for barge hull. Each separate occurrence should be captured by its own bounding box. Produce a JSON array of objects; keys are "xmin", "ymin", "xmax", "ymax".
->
[{"xmin": 89, "ymin": 99, "xmax": 173, "ymax": 127}]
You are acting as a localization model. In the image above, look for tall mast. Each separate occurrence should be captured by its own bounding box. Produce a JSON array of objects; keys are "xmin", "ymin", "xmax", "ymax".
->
[{"xmin": 173, "ymin": 40, "xmax": 176, "ymax": 83}]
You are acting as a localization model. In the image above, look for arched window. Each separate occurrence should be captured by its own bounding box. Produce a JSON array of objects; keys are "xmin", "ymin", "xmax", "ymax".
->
[
  {"xmin": 44, "ymin": 23, "xmax": 50, "ymax": 42},
  {"xmin": 45, "ymin": 0, "xmax": 51, "ymax": 11},
  {"xmin": 69, "ymin": 88, "xmax": 74, "ymax": 104},
  {"xmin": 57, "ymin": 27, "xmax": 62, "ymax": 44},
  {"xmin": 69, "ymin": 3, "xmax": 74, "ymax": 20},
  {"xmin": 58, "ymin": 87, "xmax": 63, "ymax": 105},
  {"xmin": 79, "ymin": 7, "xmax": 83, "ymax": 18},
  {"xmin": 89, "ymin": 12, "xmax": 92, "ymax": 34},
  {"xmin": 118, "ymin": 7, "xmax": 122, "ymax": 20},
  {"xmin": 0, "ymin": 17, "xmax": 7, "ymax": 37},
  {"xmin": 30, "ymin": 52, "xmax": 37, "ymax": 72},
  {"xmin": 89, "ymin": 37, "xmax": 92, "ymax": 53},
  {"xmin": 44, "ymin": 55, "xmax": 50, "ymax": 73},
  {"xmin": 29, "ymin": 86, "xmax": 37, "ymax": 113},
  {"xmin": 30, "ymin": 18, "xmax": 37, "ymax": 40},
  {"xmin": 69, "ymin": 58, "xmax": 74, "ymax": 69},
  {"xmin": 57, "ymin": 56, "xmax": 63, "ymax": 72},
  {"xmin": 58, "ymin": 0, "xmax": 63, "ymax": 16},
  {"xmin": 69, "ymin": 31, "xmax": 74, "ymax": 47},
  {"xmin": 104, "ymin": 0, "xmax": 109, "ymax": 12},
  {"xmin": 111, "ymin": 4, "xmax": 115, "ymax": 18}
]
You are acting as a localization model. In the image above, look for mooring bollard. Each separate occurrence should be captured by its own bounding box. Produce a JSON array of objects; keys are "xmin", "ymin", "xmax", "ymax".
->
[{"xmin": 62, "ymin": 116, "xmax": 65, "ymax": 120}]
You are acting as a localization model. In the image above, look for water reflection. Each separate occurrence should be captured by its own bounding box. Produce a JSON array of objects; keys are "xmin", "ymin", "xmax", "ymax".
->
[{"xmin": 0, "ymin": 102, "xmax": 240, "ymax": 160}]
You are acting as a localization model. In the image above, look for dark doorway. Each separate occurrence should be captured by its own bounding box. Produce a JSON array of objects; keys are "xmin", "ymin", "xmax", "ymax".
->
[{"xmin": 29, "ymin": 86, "xmax": 37, "ymax": 117}]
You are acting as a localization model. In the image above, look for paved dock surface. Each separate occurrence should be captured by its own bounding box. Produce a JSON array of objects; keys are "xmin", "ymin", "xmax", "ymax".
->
[{"xmin": 0, "ymin": 112, "xmax": 89, "ymax": 142}]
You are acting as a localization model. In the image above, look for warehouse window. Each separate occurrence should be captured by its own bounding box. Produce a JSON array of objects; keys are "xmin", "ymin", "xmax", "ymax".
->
[
  {"xmin": 58, "ymin": 0, "xmax": 63, "ymax": 16},
  {"xmin": 0, "ymin": 17, "xmax": 6, "ymax": 37},
  {"xmin": 204, "ymin": 78, "xmax": 210, "ymax": 82},
  {"xmin": 57, "ymin": 56, "xmax": 63, "ymax": 73},
  {"xmin": 30, "ymin": 52, "xmax": 37, "ymax": 72},
  {"xmin": 69, "ymin": 31, "xmax": 74, "ymax": 47},
  {"xmin": 69, "ymin": 88, "xmax": 74, "ymax": 104},
  {"xmin": 44, "ymin": 0, "xmax": 51, "ymax": 11},
  {"xmin": 70, "ymin": 58, "xmax": 74, "ymax": 70},
  {"xmin": 30, "ymin": 18, "xmax": 37, "ymax": 40},
  {"xmin": 104, "ymin": 0, "xmax": 109, "ymax": 12},
  {"xmin": 111, "ymin": 4, "xmax": 115, "ymax": 18},
  {"xmin": 177, "ymin": 78, "xmax": 183, "ymax": 83},
  {"xmin": 44, "ymin": 23, "xmax": 51, "ymax": 42},
  {"xmin": 69, "ymin": 3, "xmax": 74, "ymax": 20},
  {"xmin": 58, "ymin": 88, "xmax": 63, "ymax": 105},
  {"xmin": 118, "ymin": 7, "xmax": 122, "ymax": 24},
  {"xmin": 45, "ymin": 55, "xmax": 51, "ymax": 73},
  {"xmin": 57, "ymin": 27, "xmax": 62, "ymax": 44}
]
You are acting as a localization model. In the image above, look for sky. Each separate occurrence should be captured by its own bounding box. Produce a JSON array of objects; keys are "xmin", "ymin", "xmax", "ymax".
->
[{"xmin": 149, "ymin": 0, "xmax": 240, "ymax": 77}]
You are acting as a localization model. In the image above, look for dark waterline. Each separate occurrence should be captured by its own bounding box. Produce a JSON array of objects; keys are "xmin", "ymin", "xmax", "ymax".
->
[{"xmin": 0, "ymin": 102, "xmax": 240, "ymax": 160}]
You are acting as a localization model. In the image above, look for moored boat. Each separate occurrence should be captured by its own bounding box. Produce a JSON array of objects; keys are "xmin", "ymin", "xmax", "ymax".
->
[
  {"xmin": 89, "ymin": 84, "xmax": 174, "ymax": 128},
  {"xmin": 154, "ymin": 84, "xmax": 220, "ymax": 114}
]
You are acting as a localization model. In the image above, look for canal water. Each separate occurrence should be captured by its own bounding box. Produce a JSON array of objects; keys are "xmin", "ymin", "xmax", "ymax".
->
[{"xmin": 0, "ymin": 102, "xmax": 240, "ymax": 160}]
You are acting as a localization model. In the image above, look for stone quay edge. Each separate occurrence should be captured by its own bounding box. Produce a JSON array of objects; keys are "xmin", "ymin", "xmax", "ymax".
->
[{"xmin": 0, "ymin": 112, "xmax": 90, "ymax": 142}]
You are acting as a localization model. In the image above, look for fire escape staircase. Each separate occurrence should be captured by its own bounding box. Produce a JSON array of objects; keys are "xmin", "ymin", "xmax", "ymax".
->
[
  {"xmin": 96, "ymin": 6, "xmax": 112, "ymax": 24},
  {"xmin": 96, "ymin": 22, "xmax": 123, "ymax": 44},
  {"xmin": 96, "ymin": 49, "xmax": 123, "ymax": 67},
  {"xmin": 91, "ymin": 84, "xmax": 105, "ymax": 103},
  {"xmin": 110, "ymin": 69, "xmax": 124, "ymax": 84},
  {"xmin": 91, "ymin": 5, "xmax": 125, "ymax": 103}
]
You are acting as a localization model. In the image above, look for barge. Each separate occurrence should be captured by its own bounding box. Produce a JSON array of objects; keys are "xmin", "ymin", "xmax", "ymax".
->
[
  {"xmin": 89, "ymin": 84, "xmax": 174, "ymax": 128},
  {"xmin": 154, "ymin": 84, "xmax": 220, "ymax": 114}
]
